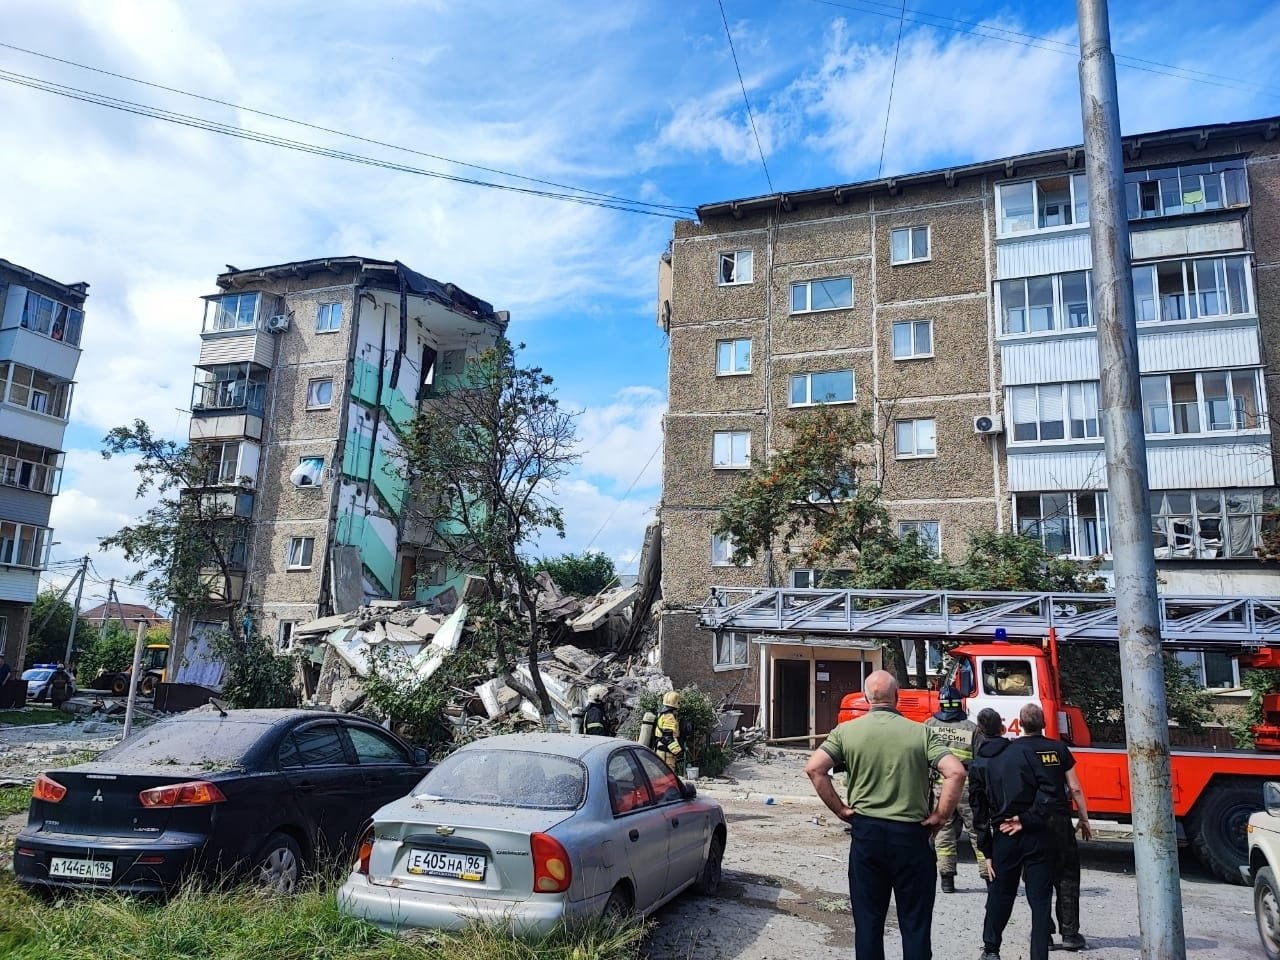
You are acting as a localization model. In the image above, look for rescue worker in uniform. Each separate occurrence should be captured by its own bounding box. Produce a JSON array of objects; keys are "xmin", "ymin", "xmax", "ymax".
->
[
  {"xmin": 49, "ymin": 663, "xmax": 72, "ymax": 711},
  {"xmin": 583, "ymin": 684, "xmax": 611, "ymax": 736},
  {"xmin": 924, "ymin": 684, "xmax": 987, "ymax": 892},
  {"xmin": 655, "ymin": 690, "xmax": 683, "ymax": 770},
  {"xmin": 1013, "ymin": 702, "xmax": 1093, "ymax": 952}
]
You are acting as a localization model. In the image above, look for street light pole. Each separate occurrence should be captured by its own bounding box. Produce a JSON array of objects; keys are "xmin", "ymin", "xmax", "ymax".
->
[{"xmin": 1075, "ymin": 2, "xmax": 1186, "ymax": 956}]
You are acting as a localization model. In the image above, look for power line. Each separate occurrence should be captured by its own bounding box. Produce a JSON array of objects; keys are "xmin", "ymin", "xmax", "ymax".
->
[
  {"xmin": 716, "ymin": 0, "xmax": 774, "ymax": 193},
  {"xmin": 876, "ymin": 1, "xmax": 908, "ymax": 178},
  {"xmin": 583, "ymin": 441, "xmax": 662, "ymax": 553},
  {"xmin": 0, "ymin": 67, "xmax": 695, "ymax": 220},
  {"xmin": 802, "ymin": 0, "xmax": 1280, "ymax": 99}
]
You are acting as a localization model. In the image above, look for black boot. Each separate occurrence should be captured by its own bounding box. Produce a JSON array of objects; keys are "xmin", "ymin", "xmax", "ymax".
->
[{"xmin": 940, "ymin": 873, "xmax": 955, "ymax": 893}]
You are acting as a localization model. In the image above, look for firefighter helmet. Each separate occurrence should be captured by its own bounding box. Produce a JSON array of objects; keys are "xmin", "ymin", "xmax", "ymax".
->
[
  {"xmin": 662, "ymin": 691, "xmax": 681, "ymax": 709},
  {"xmin": 938, "ymin": 684, "xmax": 963, "ymax": 712}
]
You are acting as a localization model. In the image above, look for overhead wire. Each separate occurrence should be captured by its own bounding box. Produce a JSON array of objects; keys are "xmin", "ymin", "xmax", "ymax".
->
[
  {"xmin": 716, "ymin": 0, "xmax": 774, "ymax": 193},
  {"xmin": 583, "ymin": 441, "xmax": 663, "ymax": 554},
  {"xmin": 876, "ymin": 0, "xmax": 908, "ymax": 178}
]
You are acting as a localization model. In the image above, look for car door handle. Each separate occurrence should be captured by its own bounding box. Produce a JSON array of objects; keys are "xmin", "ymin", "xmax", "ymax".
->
[
  {"xmin": 671, "ymin": 818, "xmax": 679, "ymax": 828},
  {"xmin": 628, "ymin": 829, "xmax": 640, "ymax": 842}
]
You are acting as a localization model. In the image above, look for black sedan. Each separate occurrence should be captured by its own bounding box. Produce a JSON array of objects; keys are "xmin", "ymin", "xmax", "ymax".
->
[{"xmin": 13, "ymin": 708, "xmax": 430, "ymax": 894}]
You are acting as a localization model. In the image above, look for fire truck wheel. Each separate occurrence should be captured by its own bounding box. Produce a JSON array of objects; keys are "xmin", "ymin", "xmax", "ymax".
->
[{"xmin": 1191, "ymin": 779, "xmax": 1263, "ymax": 885}]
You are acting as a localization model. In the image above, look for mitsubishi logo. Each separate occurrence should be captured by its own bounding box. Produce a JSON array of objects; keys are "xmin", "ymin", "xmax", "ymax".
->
[
  {"xmin": 435, "ymin": 825, "xmax": 454, "ymax": 836},
  {"xmin": 91, "ymin": 789, "xmax": 103, "ymax": 803}
]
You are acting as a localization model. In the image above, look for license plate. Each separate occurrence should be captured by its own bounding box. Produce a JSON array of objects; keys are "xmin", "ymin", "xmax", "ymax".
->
[
  {"xmin": 49, "ymin": 856, "xmax": 112, "ymax": 880},
  {"xmin": 406, "ymin": 848, "xmax": 486, "ymax": 881}
]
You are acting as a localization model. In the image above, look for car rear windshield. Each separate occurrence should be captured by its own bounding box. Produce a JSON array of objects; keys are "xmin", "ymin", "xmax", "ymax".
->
[
  {"xmin": 418, "ymin": 749, "xmax": 586, "ymax": 810},
  {"xmin": 95, "ymin": 718, "xmax": 273, "ymax": 767}
]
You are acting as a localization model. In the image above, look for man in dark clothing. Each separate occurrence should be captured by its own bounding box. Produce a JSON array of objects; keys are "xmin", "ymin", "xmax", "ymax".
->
[
  {"xmin": 1012, "ymin": 703, "xmax": 1093, "ymax": 952},
  {"xmin": 583, "ymin": 684, "xmax": 611, "ymax": 736},
  {"xmin": 925, "ymin": 684, "xmax": 987, "ymax": 891},
  {"xmin": 49, "ymin": 663, "xmax": 72, "ymax": 711},
  {"xmin": 970, "ymin": 707, "xmax": 1054, "ymax": 960}
]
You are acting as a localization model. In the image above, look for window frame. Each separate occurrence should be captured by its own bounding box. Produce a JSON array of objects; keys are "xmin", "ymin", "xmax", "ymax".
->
[
  {"xmin": 995, "ymin": 172, "xmax": 1090, "ymax": 237},
  {"xmin": 1014, "ymin": 491, "xmax": 1110, "ymax": 558},
  {"xmin": 715, "ymin": 338, "xmax": 752, "ymax": 376},
  {"xmin": 306, "ymin": 377, "xmax": 334, "ymax": 409},
  {"xmin": 711, "ymin": 532, "xmax": 747, "ymax": 567},
  {"xmin": 1131, "ymin": 255, "xmax": 1252, "ymax": 324},
  {"xmin": 286, "ymin": 536, "xmax": 315, "ymax": 570},
  {"xmin": 998, "ymin": 271, "xmax": 1094, "ymax": 336},
  {"xmin": 891, "ymin": 319, "xmax": 933, "ymax": 360},
  {"xmin": 894, "ymin": 418, "xmax": 937, "ymax": 459},
  {"xmin": 712, "ymin": 430, "xmax": 751, "ymax": 469},
  {"xmin": 315, "ymin": 301, "xmax": 343, "ymax": 334},
  {"xmin": 1008, "ymin": 381, "xmax": 1101, "ymax": 444},
  {"xmin": 897, "ymin": 520, "xmax": 941, "ymax": 557},
  {"xmin": 713, "ymin": 631, "xmax": 751, "ymax": 671},
  {"xmin": 890, "ymin": 225, "xmax": 931, "ymax": 265},
  {"xmin": 789, "ymin": 276, "xmax": 855, "ymax": 315},
  {"xmin": 1139, "ymin": 368, "xmax": 1263, "ymax": 437},
  {"xmin": 788, "ymin": 369, "xmax": 856, "ymax": 407},
  {"xmin": 717, "ymin": 249, "xmax": 754, "ymax": 286}
]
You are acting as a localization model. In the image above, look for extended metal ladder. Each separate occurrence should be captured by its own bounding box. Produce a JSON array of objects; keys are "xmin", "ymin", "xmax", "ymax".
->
[{"xmin": 698, "ymin": 587, "xmax": 1280, "ymax": 650}]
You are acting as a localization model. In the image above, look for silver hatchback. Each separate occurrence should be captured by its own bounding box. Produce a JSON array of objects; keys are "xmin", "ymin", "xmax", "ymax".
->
[{"xmin": 338, "ymin": 732, "xmax": 727, "ymax": 934}]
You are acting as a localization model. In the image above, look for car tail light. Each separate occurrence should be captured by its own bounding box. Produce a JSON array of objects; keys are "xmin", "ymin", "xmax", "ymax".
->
[
  {"xmin": 33, "ymin": 774, "xmax": 66, "ymax": 803},
  {"xmin": 138, "ymin": 780, "xmax": 227, "ymax": 808},
  {"xmin": 354, "ymin": 827, "xmax": 374, "ymax": 875},
  {"xmin": 531, "ymin": 832, "xmax": 572, "ymax": 894}
]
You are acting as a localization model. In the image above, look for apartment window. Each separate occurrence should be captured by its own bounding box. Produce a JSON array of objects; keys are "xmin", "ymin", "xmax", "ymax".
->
[
  {"xmin": 996, "ymin": 173, "xmax": 1089, "ymax": 235},
  {"xmin": 192, "ymin": 364, "xmax": 267, "ymax": 415},
  {"xmin": 203, "ymin": 293, "xmax": 261, "ymax": 333},
  {"xmin": 316, "ymin": 302, "xmax": 343, "ymax": 333},
  {"xmin": 713, "ymin": 631, "xmax": 750, "ymax": 670},
  {"xmin": 1140, "ymin": 369, "xmax": 1261, "ymax": 436},
  {"xmin": 890, "ymin": 226, "xmax": 930, "ymax": 264},
  {"xmin": 712, "ymin": 430, "xmax": 751, "ymax": 468},
  {"xmin": 711, "ymin": 533, "xmax": 745, "ymax": 566},
  {"xmin": 789, "ymin": 369, "xmax": 855, "ymax": 406},
  {"xmin": 892, "ymin": 319, "xmax": 933, "ymax": 359},
  {"xmin": 1151, "ymin": 488, "xmax": 1280, "ymax": 560},
  {"xmin": 999, "ymin": 271, "xmax": 1093, "ymax": 334},
  {"xmin": 0, "ymin": 443, "xmax": 61, "ymax": 495},
  {"xmin": 1125, "ymin": 159, "xmax": 1247, "ymax": 220},
  {"xmin": 277, "ymin": 620, "xmax": 297, "ymax": 653},
  {"xmin": 790, "ymin": 277, "xmax": 854, "ymax": 313},
  {"xmin": 718, "ymin": 250, "xmax": 753, "ymax": 285},
  {"xmin": 1015, "ymin": 492, "xmax": 1109, "ymax": 558},
  {"xmin": 1176, "ymin": 650, "xmax": 1240, "ymax": 690},
  {"xmin": 895, "ymin": 418, "xmax": 936, "ymax": 458},
  {"xmin": 0, "ymin": 521, "xmax": 50, "ymax": 569},
  {"xmin": 1131, "ymin": 256, "xmax": 1251, "ymax": 324},
  {"xmin": 286, "ymin": 536, "xmax": 315, "ymax": 569},
  {"xmin": 202, "ymin": 441, "xmax": 242, "ymax": 484},
  {"xmin": 897, "ymin": 520, "xmax": 941, "ymax": 556},
  {"xmin": 21, "ymin": 292, "xmax": 84, "ymax": 347},
  {"xmin": 306, "ymin": 377, "xmax": 333, "ymax": 409},
  {"xmin": 291, "ymin": 456, "xmax": 325, "ymax": 488},
  {"xmin": 1009, "ymin": 382, "xmax": 1100, "ymax": 443},
  {"xmin": 716, "ymin": 338, "xmax": 752, "ymax": 375},
  {"xmin": 0, "ymin": 363, "xmax": 72, "ymax": 420},
  {"xmin": 791, "ymin": 568, "xmax": 853, "ymax": 588}
]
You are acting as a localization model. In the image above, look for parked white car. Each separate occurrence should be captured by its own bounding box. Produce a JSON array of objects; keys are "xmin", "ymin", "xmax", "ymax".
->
[{"xmin": 1246, "ymin": 781, "xmax": 1280, "ymax": 959}]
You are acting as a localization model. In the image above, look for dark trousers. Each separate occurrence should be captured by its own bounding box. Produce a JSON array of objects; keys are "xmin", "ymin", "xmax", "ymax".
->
[
  {"xmin": 1049, "ymin": 813, "xmax": 1081, "ymax": 937},
  {"xmin": 848, "ymin": 815, "xmax": 936, "ymax": 960},
  {"xmin": 983, "ymin": 827, "xmax": 1054, "ymax": 960}
]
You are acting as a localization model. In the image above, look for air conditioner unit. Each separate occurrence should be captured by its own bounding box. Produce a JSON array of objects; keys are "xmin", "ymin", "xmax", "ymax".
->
[
  {"xmin": 266, "ymin": 315, "xmax": 289, "ymax": 333},
  {"xmin": 974, "ymin": 414, "xmax": 1004, "ymax": 435}
]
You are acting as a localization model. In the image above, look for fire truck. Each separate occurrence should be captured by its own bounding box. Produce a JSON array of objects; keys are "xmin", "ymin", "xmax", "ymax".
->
[{"xmin": 700, "ymin": 587, "xmax": 1280, "ymax": 884}]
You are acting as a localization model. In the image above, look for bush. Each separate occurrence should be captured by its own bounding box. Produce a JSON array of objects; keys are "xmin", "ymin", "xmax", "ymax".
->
[
  {"xmin": 210, "ymin": 633, "xmax": 298, "ymax": 709},
  {"xmin": 77, "ymin": 628, "xmax": 138, "ymax": 680},
  {"xmin": 1227, "ymin": 668, "xmax": 1280, "ymax": 748},
  {"xmin": 634, "ymin": 686, "xmax": 719, "ymax": 772}
]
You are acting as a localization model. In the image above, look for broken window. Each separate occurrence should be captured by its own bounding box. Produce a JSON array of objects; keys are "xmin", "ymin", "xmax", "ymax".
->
[{"xmin": 718, "ymin": 250, "xmax": 753, "ymax": 285}]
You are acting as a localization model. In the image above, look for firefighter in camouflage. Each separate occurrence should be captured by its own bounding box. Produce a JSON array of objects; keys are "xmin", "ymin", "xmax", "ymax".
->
[{"xmin": 924, "ymin": 684, "xmax": 987, "ymax": 892}]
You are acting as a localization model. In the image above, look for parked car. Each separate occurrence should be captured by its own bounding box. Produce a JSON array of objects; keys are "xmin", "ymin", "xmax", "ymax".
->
[
  {"xmin": 21, "ymin": 665, "xmax": 75, "ymax": 702},
  {"xmin": 13, "ymin": 708, "xmax": 430, "ymax": 894},
  {"xmin": 338, "ymin": 733, "xmax": 727, "ymax": 934},
  {"xmin": 1248, "ymin": 781, "xmax": 1280, "ymax": 959}
]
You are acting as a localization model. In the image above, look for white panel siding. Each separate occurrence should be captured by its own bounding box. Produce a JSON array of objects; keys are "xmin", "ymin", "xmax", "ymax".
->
[
  {"xmin": 197, "ymin": 331, "xmax": 275, "ymax": 368},
  {"xmin": 1000, "ymin": 336, "xmax": 1099, "ymax": 386},
  {"xmin": 1136, "ymin": 323, "xmax": 1260, "ymax": 373},
  {"xmin": 0, "ymin": 327, "xmax": 81, "ymax": 381},
  {"xmin": 1130, "ymin": 221, "xmax": 1244, "ymax": 260},
  {"xmin": 0, "ymin": 406, "xmax": 67, "ymax": 451},
  {"xmin": 188, "ymin": 413, "xmax": 264, "ymax": 442},
  {"xmin": 1008, "ymin": 439, "xmax": 1274, "ymax": 492},
  {"xmin": 996, "ymin": 232, "xmax": 1092, "ymax": 279},
  {"xmin": 0, "ymin": 567, "xmax": 40, "ymax": 604}
]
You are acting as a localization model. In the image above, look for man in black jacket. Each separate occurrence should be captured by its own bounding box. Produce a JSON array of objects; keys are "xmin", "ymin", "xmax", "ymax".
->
[{"xmin": 970, "ymin": 707, "xmax": 1054, "ymax": 960}]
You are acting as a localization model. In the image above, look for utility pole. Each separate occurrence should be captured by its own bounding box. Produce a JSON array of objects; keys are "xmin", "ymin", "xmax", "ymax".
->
[
  {"xmin": 97, "ymin": 579, "xmax": 117, "ymax": 647},
  {"xmin": 62, "ymin": 556, "xmax": 89, "ymax": 668},
  {"xmin": 122, "ymin": 618, "xmax": 147, "ymax": 740},
  {"xmin": 1075, "ymin": 2, "xmax": 1186, "ymax": 956}
]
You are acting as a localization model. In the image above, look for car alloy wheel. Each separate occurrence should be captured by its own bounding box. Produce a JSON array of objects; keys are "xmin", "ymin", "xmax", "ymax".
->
[{"xmin": 255, "ymin": 832, "xmax": 303, "ymax": 896}]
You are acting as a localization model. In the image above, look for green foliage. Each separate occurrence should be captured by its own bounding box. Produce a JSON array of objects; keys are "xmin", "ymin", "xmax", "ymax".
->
[
  {"xmin": 1227, "ymin": 668, "xmax": 1280, "ymax": 748},
  {"xmin": 361, "ymin": 636, "xmax": 492, "ymax": 750},
  {"xmin": 209, "ymin": 633, "xmax": 297, "ymax": 709},
  {"xmin": 77, "ymin": 627, "xmax": 138, "ymax": 680},
  {"xmin": 1058, "ymin": 647, "xmax": 1215, "ymax": 734},
  {"xmin": 0, "ymin": 708, "xmax": 78, "ymax": 727},
  {"xmin": 24, "ymin": 590, "xmax": 98, "ymax": 667},
  {"xmin": 635, "ymin": 686, "xmax": 720, "ymax": 772},
  {"xmin": 522, "ymin": 552, "xmax": 617, "ymax": 597},
  {"xmin": 951, "ymin": 531, "xmax": 1105, "ymax": 593},
  {"xmin": 0, "ymin": 785, "xmax": 30, "ymax": 815}
]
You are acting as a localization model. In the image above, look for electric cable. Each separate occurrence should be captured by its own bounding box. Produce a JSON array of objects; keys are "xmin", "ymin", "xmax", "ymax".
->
[
  {"xmin": 876, "ymin": 0, "xmax": 908, "ymax": 178},
  {"xmin": 583, "ymin": 441, "xmax": 662, "ymax": 553},
  {"xmin": 716, "ymin": 0, "xmax": 774, "ymax": 192}
]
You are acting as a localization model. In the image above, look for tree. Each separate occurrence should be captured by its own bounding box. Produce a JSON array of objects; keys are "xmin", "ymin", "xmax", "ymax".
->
[
  {"xmin": 99, "ymin": 420, "xmax": 251, "ymax": 639},
  {"xmin": 522, "ymin": 551, "xmax": 617, "ymax": 597},
  {"xmin": 401, "ymin": 341, "xmax": 578, "ymax": 723},
  {"xmin": 25, "ymin": 589, "xmax": 97, "ymax": 667}
]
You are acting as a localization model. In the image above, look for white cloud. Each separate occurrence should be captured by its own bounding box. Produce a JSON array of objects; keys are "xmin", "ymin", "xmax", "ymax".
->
[
  {"xmin": 574, "ymin": 385, "xmax": 665, "ymax": 489},
  {"xmin": 537, "ymin": 477, "xmax": 657, "ymax": 576}
]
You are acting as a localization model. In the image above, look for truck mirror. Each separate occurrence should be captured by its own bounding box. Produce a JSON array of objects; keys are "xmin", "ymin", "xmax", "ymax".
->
[
  {"xmin": 1265, "ymin": 781, "xmax": 1280, "ymax": 817},
  {"xmin": 955, "ymin": 659, "xmax": 976, "ymax": 698}
]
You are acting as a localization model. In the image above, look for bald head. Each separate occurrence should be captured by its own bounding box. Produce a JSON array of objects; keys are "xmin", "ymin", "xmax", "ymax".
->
[{"xmin": 864, "ymin": 670, "xmax": 899, "ymax": 706}]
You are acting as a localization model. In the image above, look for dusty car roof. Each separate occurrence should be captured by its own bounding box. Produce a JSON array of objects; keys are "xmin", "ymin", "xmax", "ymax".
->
[
  {"xmin": 159, "ymin": 708, "xmax": 344, "ymax": 725},
  {"xmin": 456, "ymin": 732, "xmax": 634, "ymax": 761}
]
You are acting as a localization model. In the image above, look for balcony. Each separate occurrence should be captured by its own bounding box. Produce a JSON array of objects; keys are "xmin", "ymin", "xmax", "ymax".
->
[
  {"xmin": 0, "ymin": 443, "xmax": 62, "ymax": 495},
  {"xmin": 199, "ymin": 292, "xmax": 276, "ymax": 367},
  {"xmin": 0, "ymin": 520, "xmax": 52, "ymax": 570},
  {"xmin": 190, "ymin": 366, "xmax": 268, "ymax": 442},
  {"xmin": 0, "ymin": 325, "xmax": 81, "ymax": 381},
  {"xmin": 191, "ymin": 378, "xmax": 266, "ymax": 416}
]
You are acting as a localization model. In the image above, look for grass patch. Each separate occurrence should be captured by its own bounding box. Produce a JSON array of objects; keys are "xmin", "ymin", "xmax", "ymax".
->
[
  {"xmin": 0, "ymin": 871, "xmax": 647, "ymax": 960},
  {"xmin": 0, "ymin": 785, "xmax": 31, "ymax": 815},
  {"xmin": 0, "ymin": 709, "xmax": 78, "ymax": 727}
]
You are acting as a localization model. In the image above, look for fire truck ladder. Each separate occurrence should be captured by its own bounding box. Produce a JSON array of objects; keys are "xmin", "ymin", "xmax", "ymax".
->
[{"xmin": 699, "ymin": 587, "xmax": 1280, "ymax": 651}]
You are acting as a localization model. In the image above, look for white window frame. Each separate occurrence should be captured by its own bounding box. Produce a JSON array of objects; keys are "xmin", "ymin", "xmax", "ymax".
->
[
  {"xmin": 315, "ymin": 302, "xmax": 343, "ymax": 333},
  {"xmin": 895, "ymin": 418, "xmax": 936, "ymax": 459},
  {"xmin": 713, "ymin": 631, "xmax": 750, "ymax": 671},
  {"xmin": 996, "ymin": 172, "xmax": 1090, "ymax": 237},
  {"xmin": 1140, "ymin": 369, "xmax": 1264, "ymax": 437},
  {"xmin": 286, "ymin": 536, "xmax": 315, "ymax": 570},
  {"xmin": 1131, "ymin": 255, "xmax": 1252, "ymax": 324},
  {"xmin": 712, "ymin": 532, "xmax": 747, "ymax": 567},
  {"xmin": 1008, "ymin": 381, "xmax": 1101, "ymax": 444},
  {"xmin": 306, "ymin": 377, "xmax": 334, "ymax": 409},
  {"xmin": 890, "ymin": 225, "xmax": 930, "ymax": 264},
  {"xmin": 791, "ymin": 568, "xmax": 853, "ymax": 588},
  {"xmin": 789, "ymin": 369, "xmax": 855, "ymax": 407},
  {"xmin": 998, "ymin": 271, "xmax": 1094, "ymax": 335},
  {"xmin": 1014, "ymin": 491, "xmax": 1110, "ymax": 558},
  {"xmin": 715, "ymin": 338, "xmax": 752, "ymax": 376},
  {"xmin": 790, "ymin": 277, "xmax": 854, "ymax": 314},
  {"xmin": 892, "ymin": 319, "xmax": 933, "ymax": 360},
  {"xmin": 897, "ymin": 520, "xmax": 941, "ymax": 556},
  {"xmin": 717, "ymin": 250, "xmax": 754, "ymax": 286},
  {"xmin": 712, "ymin": 430, "xmax": 751, "ymax": 469},
  {"xmin": 1124, "ymin": 159, "xmax": 1248, "ymax": 221},
  {"xmin": 277, "ymin": 620, "xmax": 298, "ymax": 653}
]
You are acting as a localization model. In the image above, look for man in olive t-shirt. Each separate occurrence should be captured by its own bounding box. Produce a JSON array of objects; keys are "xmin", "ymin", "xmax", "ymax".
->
[{"xmin": 806, "ymin": 670, "xmax": 967, "ymax": 960}]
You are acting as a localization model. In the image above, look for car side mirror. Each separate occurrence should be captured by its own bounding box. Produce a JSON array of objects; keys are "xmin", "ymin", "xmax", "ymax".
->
[
  {"xmin": 1265, "ymin": 781, "xmax": 1280, "ymax": 817},
  {"xmin": 681, "ymin": 780, "xmax": 697, "ymax": 800},
  {"xmin": 413, "ymin": 747, "xmax": 430, "ymax": 767}
]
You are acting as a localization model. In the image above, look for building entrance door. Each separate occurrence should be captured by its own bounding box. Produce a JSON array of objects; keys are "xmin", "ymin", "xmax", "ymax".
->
[
  {"xmin": 814, "ymin": 659, "xmax": 861, "ymax": 735},
  {"xmin": 772, "ymin": 660, "xmax": 809, "ymax": 740}
]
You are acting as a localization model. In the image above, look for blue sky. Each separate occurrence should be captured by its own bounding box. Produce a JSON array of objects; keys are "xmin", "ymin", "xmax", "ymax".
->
[{"xmin": 2, "ymin": 0, "xmax": 1279, "ymax": 608}]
